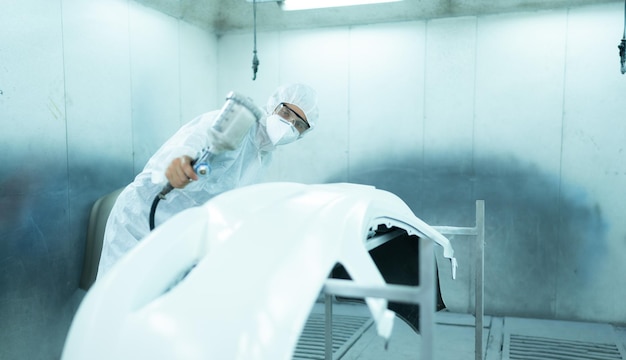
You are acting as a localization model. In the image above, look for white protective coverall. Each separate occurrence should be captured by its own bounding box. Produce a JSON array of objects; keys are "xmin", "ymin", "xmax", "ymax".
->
[{"xmin": 97, "ymin": 84, "xmax": 319, "ymax": 277}]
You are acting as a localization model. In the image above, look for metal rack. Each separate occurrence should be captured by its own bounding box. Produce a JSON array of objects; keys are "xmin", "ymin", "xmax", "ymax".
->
[
  {"xmin": 433, "ymin": 200, "xmax": 485, "ymax": 360},
  {"xmin": 321, "ymin": 200, "xmax": 485, "ymax": 360}
]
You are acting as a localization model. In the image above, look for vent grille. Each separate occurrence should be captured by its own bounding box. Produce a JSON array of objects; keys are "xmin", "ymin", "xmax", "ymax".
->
[
  {"xmin": 293, "ymin": 314, "xmax": 373, "ymax": 360},
  {"xmin": 508, "ymin": 334, "xmax": 623, "ymax": 360}
]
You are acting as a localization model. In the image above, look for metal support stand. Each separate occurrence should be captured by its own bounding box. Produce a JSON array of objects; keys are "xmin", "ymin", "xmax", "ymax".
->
[
  {"xmin": 433, "ymin": 200, "xmax": 485, "ymax": 360},
  {"xmin": 322, "ymin": 200, "xmax": 485, "ymax": 360},
  {"xmin": 323, "ymin": 239, "xmax": 436, "ymax": 360},
  {"xmin": 325, "ymin": 293, "xmax": 333, "ymax": 359}
]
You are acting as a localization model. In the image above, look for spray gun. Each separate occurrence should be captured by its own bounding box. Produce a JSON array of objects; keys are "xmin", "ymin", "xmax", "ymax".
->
[
  {"xmin": 190, "ymin": 91, "xmax": 264, "ymax": 177},
  {"xmin": 149, "ymin": 91, "xmax": 264, "ymax": 230}
]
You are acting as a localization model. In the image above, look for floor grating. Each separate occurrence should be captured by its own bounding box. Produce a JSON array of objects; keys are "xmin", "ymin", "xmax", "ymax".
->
[
  {"xmin": 293, "ymin": 313, "xmax": 373, "ymax": 360},
  {"xmin": 506, "ymin": 333, "xmax": 623, "ymax": 360}
]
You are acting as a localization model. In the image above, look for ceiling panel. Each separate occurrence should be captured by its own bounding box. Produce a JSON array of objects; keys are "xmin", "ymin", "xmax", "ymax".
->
[{"xmin": 133, "ymin": 0, "xmax": 618, "ymax": 34}]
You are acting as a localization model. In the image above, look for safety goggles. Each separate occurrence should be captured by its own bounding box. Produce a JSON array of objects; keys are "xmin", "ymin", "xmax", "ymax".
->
[{"xmin": 276, "ymin": 103, "xmax": 310, "ymax": 133}]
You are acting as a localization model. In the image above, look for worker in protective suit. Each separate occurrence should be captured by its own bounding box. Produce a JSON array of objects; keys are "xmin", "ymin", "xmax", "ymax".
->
[{"xmin": 97, "ymin": 83, "xmax": 319, "ymax": 278}]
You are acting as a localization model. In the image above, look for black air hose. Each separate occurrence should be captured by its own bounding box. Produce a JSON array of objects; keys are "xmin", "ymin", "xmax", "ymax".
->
[{"xmin": 149, "ymin": 183, "xmax": 174, "ymax": 230}]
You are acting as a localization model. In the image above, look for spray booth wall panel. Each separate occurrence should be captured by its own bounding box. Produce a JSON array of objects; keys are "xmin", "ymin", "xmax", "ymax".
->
[
  {"xmin": 0, "ymin": 0, "xmax": 218, "ymax": 359},
  {"xmin": 217, "ymin": 2, "xmax": 626, "ymax": 325},
  {"xmin": 558, "ymin": 4, "xmax": 626, "ymax": 322},
  {"xmin": 471, "ymin": 10, "xmax": 568, "ymax": 319},
  {"xmin": 0, "ymin": 2, "xmax": 70, "ymax": 359}
]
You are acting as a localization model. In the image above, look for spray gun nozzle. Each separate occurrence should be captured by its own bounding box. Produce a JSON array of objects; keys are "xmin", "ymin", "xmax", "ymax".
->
[{"xmin": 194, "ymin": 162, "xmax": 210, "ymax": 176}]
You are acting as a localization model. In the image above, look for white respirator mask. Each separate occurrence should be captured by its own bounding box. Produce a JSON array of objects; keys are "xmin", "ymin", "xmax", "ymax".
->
[{"xmin": 266, "ymin": 114, "xmax": 300, "ymax": 146}]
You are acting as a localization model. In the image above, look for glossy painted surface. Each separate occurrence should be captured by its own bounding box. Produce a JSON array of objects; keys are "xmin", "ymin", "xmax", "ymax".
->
[{"xmin": 62, "ymin": 182, "xmax": 454, "ymax": 359}]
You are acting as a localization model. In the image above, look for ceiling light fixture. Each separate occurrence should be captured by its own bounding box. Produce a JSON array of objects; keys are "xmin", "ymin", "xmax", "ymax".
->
[{"xmin": 279, "ymin": 0, "xmax": 403, "ymax": 11}]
